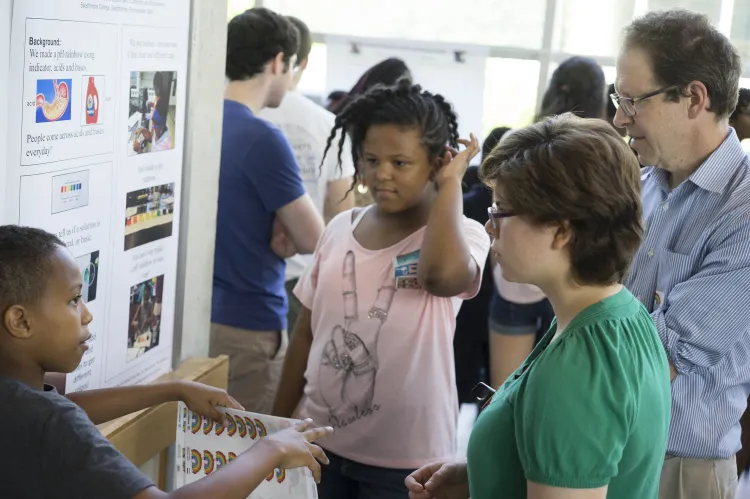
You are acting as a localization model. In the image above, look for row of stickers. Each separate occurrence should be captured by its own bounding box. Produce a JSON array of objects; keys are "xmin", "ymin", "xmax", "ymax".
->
[{"xmin": 175, "ymin": 402, "xmax": 318, "ymax": 499}]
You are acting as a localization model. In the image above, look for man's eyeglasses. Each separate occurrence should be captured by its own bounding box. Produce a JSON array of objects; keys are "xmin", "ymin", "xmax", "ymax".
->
[
  {"xmin": 487, "ymin": 204, "xmax": 516, "ymax": 229},
  {"xmin": 610, "ymin": 85, "xmax": 678, "ymax": 117}
]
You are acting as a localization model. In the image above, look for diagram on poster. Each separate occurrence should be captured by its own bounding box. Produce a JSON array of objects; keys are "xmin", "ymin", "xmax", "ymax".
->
[
  {"xmin": 51, "ymin": 169, "xmax": 90, "ymax": 214},
  {"xmin": 36, "ymin": 78, "xmax": 72, "ymax": 123},
  {"xmin": 20, "ymin": 18, "xmax": 116, "ymax": 166},
  {"xmin": 175, "ymin": 402, "xmax": 318, "ymax": 499}
]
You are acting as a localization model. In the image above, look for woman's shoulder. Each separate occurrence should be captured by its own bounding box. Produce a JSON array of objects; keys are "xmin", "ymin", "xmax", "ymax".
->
[{"xmin": 531, "ymin": 300, "xmax": 665, "ymax": 389}]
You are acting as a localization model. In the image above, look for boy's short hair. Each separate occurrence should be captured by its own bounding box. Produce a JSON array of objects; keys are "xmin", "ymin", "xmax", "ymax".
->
[
  {"xmin": 225, "ymin": 7, "xmax": 299, "ymax": 81},
  {"xmin": 480, "ymin": 113, "xmax": 643, "ymax": 286},
  {"xmin": 0, "ymin": 226, "xmax": 66, "ymax": 314}
]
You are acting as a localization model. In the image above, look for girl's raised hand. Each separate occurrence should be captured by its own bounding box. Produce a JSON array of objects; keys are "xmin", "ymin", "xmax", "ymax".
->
[{"xmin": 436, "ymin": 134, "xmax": 480, "ymax": 187}]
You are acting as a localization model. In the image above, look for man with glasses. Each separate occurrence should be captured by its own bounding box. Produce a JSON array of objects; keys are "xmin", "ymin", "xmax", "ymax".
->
[{"xmin": 612, "ymin": 9, "xmax": 750, "ymax": 499}]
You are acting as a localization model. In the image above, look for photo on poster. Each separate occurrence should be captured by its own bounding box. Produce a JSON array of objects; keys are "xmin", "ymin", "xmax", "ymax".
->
[
  {"xmin": 127, "ymin": 275, "xmax": 164, "ymax": 363},
  {"xmin": 128, "ymin": 71, "xmax": 177, "ymax": 156},
  {"xmin": 51, "ymin": 169, "xmax": 90, "ymax": 214},
  {"xmin": 36, "ymin": 78, "xmax": 72, "ymax": 123},
  {"xmin": 81, "ymin": 75, "xmax": 104, "ymax": 126},
  {"xmin": 75, "ymin": 251, "xmax": 99, "ymax": 303},
  {"xmin": 124, "ymin": 183, "xmax": 175, "ymax": 251}
]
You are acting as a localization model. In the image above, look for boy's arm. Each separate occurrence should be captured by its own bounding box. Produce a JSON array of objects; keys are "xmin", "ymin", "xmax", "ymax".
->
[
  {"xmin": 66, "ymin": 381, "xmax": 241, "ymax": 425},
  {"xmin": 135, "ymin": 420, "xmax": 333, "ymax": 499},
  {"xmin": 135, "ymin": 440, "xmax": 278, "ymax": 499}
]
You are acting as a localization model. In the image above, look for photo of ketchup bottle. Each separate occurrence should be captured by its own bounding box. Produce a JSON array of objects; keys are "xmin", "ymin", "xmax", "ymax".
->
[{"xmin": 85, "ymin": 76, "xmax": 99, "ymax": 124}]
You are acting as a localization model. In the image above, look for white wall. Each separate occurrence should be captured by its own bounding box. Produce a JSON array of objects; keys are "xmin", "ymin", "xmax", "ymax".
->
[{"xmin": 172, "ymin": 0, "xmax": 227, "ymax": 364}]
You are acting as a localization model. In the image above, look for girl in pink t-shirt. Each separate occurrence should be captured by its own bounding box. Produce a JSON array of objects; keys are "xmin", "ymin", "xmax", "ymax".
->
[{"xmin": 273, "ymin": 79, "xmax": 490, "ymax": 499}]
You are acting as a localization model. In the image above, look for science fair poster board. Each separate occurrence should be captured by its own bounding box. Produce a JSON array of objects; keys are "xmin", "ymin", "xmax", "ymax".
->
[
  {"xmin": 175, "ymin": 402, "xmax": 318, "ymax": 499},
  {"xmin": 0, "ymin": 1, "xmax": 10, "ymax": 225},
  {"xmin": 3, "ymin": 0, "xmax": 190, "ymax": 393},
  {"xmin": 324, "ymin": 37, "xmax": 488, "ymax": 142}
]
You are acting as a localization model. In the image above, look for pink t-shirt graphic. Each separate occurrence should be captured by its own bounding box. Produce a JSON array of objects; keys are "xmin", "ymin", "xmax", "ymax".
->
[{"xmin": 295, "ymin": 208, "xmax": 490, "ymax": 469}]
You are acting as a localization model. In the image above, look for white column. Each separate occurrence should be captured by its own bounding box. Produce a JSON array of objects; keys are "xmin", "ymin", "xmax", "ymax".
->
[{"xmin": 172, "ymin": 0, "xmax": 228, "ymax": 364}]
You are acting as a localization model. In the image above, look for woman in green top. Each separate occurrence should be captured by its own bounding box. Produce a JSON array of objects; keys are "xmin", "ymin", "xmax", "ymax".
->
[{"xmin": 405, "ymin": 114, "xmax": 671, "ymax": 499}]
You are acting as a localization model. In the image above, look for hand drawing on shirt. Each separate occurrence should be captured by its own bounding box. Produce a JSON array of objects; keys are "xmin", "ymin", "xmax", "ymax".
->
[{"xmin": 319, "ymin": 250, "xmax": 396, "ymax": 426}]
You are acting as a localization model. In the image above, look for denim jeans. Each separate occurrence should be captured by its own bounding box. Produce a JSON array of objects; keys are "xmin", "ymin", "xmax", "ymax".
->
[{"xmin": 317, "ymin": 449, "xmax": 415, "ymax": 499}]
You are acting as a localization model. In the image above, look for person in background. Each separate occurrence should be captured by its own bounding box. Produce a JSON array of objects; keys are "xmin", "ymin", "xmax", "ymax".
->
[
  {"xmin": 273, "ymin": 80, "xmax": 490, "ymax": 499},
  {"xmin": 0, "ymin": 225, "xmax": 334, "ymax": 499},
  {"xmin": 325, "ymin": 90, "xmax": 347, "ymax": 109},
  {"xmin": 488, "ymin": 56, "xmax": 607, "ymax": 388},
  {"xmin": 406, "ymin": 113, "xmax": 671, "ymax": 499},
  {"xmin": 212, "ymin": 8, "xmax": 324, "ymax": 414},
  {"xmin": 260, "ymin": 16, "xmax": 356, "ymax": 333},
  {"xmin": 453, "ymin": 126, "xmax": 510, "ymax": 405},
  {"xmin": 614, "ymin": 9, "xmax": 750, "ymax": 499},
  {"xmin": 537, "ymin": 56, "xmax": 606, "ymax": 121},
  {"xmin": 730, "ymin": 88, "xmax": 750, "ymax": 142},
  {"xmin": 326, "ymin": 57, "xmax": 412, "ymax": 116}
]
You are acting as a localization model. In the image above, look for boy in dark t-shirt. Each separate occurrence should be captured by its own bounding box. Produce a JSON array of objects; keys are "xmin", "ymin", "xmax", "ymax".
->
[{"xmin": 0, "ymin": 225, "xmax": 333, "ymax": 499}]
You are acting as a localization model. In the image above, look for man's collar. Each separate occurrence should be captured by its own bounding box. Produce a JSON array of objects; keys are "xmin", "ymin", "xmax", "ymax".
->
[{"xmin": 643, "ymin": 128, "xmax": 745, "ymax": 195}]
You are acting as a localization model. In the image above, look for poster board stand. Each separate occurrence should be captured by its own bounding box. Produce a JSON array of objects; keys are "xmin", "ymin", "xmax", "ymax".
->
[{"xmin": 98, "ymin": 355, "xmax": 229, "ymax": 489}]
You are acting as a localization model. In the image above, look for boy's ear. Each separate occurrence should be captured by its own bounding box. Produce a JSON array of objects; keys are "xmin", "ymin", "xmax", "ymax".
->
[{"xmin": 3, "ymin": 305, "xmax": 33, "ymax": 340}]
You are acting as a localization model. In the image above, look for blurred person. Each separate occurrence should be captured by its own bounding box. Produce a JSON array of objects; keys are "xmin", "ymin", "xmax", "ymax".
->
[
  {"xmin": 325, "ymin": 90, "xmax": 347, "ymax": 109},
  {"xmin": 406, "ymin": 114, "xmax": 670, "ymax": 499},
  {"xmin": 260, "ymin": 16, "xmax": 356, "ymax": 333},
  {"xmin": 326, "ymin": 57, "xmax": 412, "ymax": 115},
  {"xmin": 454, "ymin": 126, "xmax": 510, "ymax": 405},
  {"xmin": 730, "ymin": 88, "xmax": 750, "ymax": 142},
  {"xmin": 488, "ymin": 56, "xmax": 607, "ymax": 388},
  {"xmin": 537, "ymin": 56, "xmax": 607, "ymax": 121},
  {"xmin": 211, "ymin": 7, "xmax": 324, "ymax": 414},
  {"xmin": 613, "ymin": 9, "xmax": 750, "ymax": 499}
]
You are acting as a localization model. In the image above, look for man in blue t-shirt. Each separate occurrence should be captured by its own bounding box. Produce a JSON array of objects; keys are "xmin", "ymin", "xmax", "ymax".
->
[{"xmin": 211, "ymin": 7, "xmax": 324, "ymax": 414}]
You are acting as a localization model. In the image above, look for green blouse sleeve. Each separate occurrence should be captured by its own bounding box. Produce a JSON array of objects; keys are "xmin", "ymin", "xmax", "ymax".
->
[{"xmin": 515, "ymin": 322, "xmax": 636, "ymax": 489}]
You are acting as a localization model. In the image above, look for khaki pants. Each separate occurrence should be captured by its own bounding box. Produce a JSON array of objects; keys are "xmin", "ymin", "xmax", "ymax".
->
[
  {"xmin": 659, "ymin": 455, "xmax": 738, "ymax": 499},
  {"xmin": 209, "ymin": 323, "xmax": 288, "ymax": 415}
]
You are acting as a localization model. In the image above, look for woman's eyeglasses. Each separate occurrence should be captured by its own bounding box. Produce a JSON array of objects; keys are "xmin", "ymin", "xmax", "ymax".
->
[{"xmin": 487, "ymin": 204, "xmax": 516, "ymax": 229}]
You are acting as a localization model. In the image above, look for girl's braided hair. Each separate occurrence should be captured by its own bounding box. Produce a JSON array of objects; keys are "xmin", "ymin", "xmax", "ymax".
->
[{"xmin": 322, "ymin": 78, "xmax": 460, "ymax": 194}]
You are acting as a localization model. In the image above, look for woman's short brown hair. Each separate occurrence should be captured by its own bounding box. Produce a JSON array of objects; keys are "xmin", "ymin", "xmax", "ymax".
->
[{"xmin": 480, "ymin": 113, "xmax": 643, "ymax": 286}]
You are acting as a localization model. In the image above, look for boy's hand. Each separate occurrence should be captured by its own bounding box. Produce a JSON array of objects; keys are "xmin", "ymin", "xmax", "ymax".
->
[
  {"xmin": 261, "ymin": 418, "xmax": 334, "ymax": 483},
  {"xmin": 175, "ymin": 381, "xmax": 243, "ymax": 426}
]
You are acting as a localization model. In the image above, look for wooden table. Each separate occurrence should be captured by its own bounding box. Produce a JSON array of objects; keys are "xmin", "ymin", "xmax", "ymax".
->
[{"xmin": 98, "ymin": 356, "xmax": 229, "ymax": 488}]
